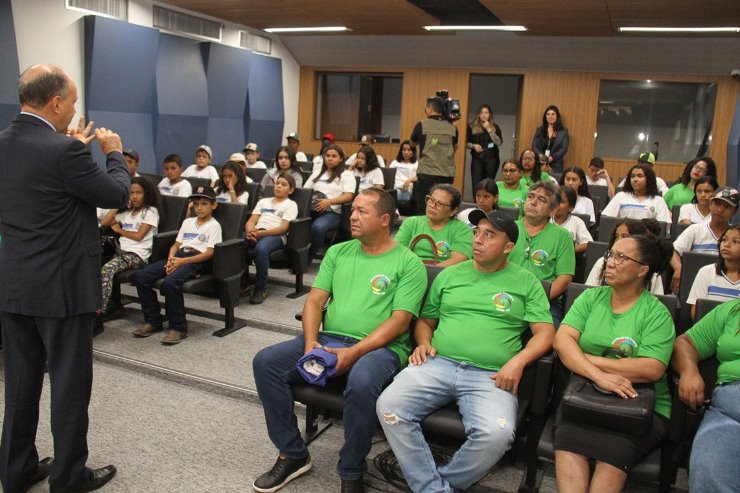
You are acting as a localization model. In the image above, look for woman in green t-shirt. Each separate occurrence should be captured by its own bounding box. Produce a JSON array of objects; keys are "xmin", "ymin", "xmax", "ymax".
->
[
  {"xmin": 671, "ymin": 300, "xmax": 740, "ymax": 493},
  {"xmin": 395, "ymin": 184, "xmax": 473, "ymax": 267},
  {"xmin": 663, "ymin": 156, "xmax": 718, "ymax": 209},
  {"xmin": 496, "ymin": 159, "xmax": 526, "ymax": 216},
  {"xmin": 552, "ymin": 234, "xmax": 676, "ymax": 492},
  {"xmin": 519, "ymin": 148, "xmax": 551, "ymax": 189}
]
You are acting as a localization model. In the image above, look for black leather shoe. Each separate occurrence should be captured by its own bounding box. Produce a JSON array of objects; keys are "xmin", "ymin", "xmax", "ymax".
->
[
  {"xmin": 20, "ymin": 456, "xmax": 52, "ymax": 493},
  {"xmin": 340, "ymin": 478, "xmax": 365, "ymax": 493},
  {"xmin": 50, "ymin": 465, "xmax": 117, "ymax": 493}
]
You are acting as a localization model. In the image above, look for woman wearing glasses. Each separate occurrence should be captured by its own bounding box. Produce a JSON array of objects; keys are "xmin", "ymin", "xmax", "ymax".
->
[
  {"xmin": 519, "ymin": 148, "xmax": 552, "ymax": 189},
  {"xmin": 553, "ymin": 234, "xmax": 676, "ymax": 493},
  {"xmin": 394, "ymin": 184, "xmax": 473, "ymax": 267},
  {"xmin": 663, "ymin": 157, "xmax": 718, "ymax": 210},
  {"xmin": 497, "ymin": 159, "xmax": 527, "ymax": 217}
]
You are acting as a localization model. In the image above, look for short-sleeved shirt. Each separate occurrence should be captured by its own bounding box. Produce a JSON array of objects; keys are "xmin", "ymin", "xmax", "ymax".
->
[
  {"xmin": 422, "ymin": 261, "xmax": 552, "ymax": 371},
  {"xmin": 663, "ymin": 183, "xmax": 695, "ymax": 209},
  {"xmin": 252, "ymin": 197, "xmax": 299, "ymax": 244},
  {"xmin": 601, "ymin": 192, "xmax": 671, "ymax": 223},
  {"xmin": 686, "ymin": 264, "xmax": 740, "ymax": 305},
  {"xmin": 176, "ymin": 217, "xmax": 222, "ymax": 253},
  {"xmin": 551, "ymin": 215, "xmax": 592, "ymax": 245},
  {"xmin": 247, "ymin": 161, "xmax": 267, "ymax": 169},
  {"xmin": 686, "ymin": 299, "xmax": 740, "ymax": 385},
  {"xmin": 520, "ymin": 172, "xmax": 552, "ymax": 189},
  {"xmin": 215, "ymin": 189, "xmax": 249, "ymax": 205},
  {"xmin": 562, "ymin": 287, "xmax": 675, "ymax": 418},
  {"xmin": 509, "ymin": 220, "xmax": 576, "ymax": 284},
  {"xmin": 158, "ymin": 177, "xmax": 192, "ymax": 198},
  {"xmin": 573, "ymin": 196, "xmax": 596, "ymax": 224},
  {"xmin": 305, "ymin": 169, "xmax": 356, "ymax": 214},
  {"xmin": 395, "ymin": 216, "xmax": 473, "ymax": 263},
  {"xmin": 260, "ymin": 168, "xmax": 304, "ymax": 190},
  {"xmin": 347, "ymin": 152, "xmax": 386, "ymax": 168},
  {"xmin": 355, "ymin": 167, "xmax": 384, "ymax": 191},
  {"xmin": 673, "ymin": 222, "xmax": 721, "ymax": 255},
  {"xmin": 389, "ymin": 160, "xmax": 418, "ymax": 190},
  {"xmin": 497, "ymin": 181, "xmax": 527, "ymax": 216},
  {"xmin": 115, "ymin": 207, "xmax": 159, "ymax": 262},
  {"xmin": 313, "ymin": 240, "xmax": 427, "ymax": 365},
  {"xmin": 586, "ymin": 176, "xmax": 609, "ymax": 187},
  {"xmin": 182, "ymin": 164, "xmax": 219, "ymax": 183},
  {"xmin": 678, "ymin": 204, "xmax": 710, "ymax": 224}
]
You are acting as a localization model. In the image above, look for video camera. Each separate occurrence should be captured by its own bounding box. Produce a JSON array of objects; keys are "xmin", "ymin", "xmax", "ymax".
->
[{"xmin": 429, "ymin": 90, "xmax": 461, "ymax": 123}]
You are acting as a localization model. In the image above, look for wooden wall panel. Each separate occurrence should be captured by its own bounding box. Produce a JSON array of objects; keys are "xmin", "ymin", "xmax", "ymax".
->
[{"xmin": 298, "ymin": 66, "xmax": 739, "ymax": 194}]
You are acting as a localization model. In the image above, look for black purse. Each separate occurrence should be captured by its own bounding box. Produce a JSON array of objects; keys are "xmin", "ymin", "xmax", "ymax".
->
[{"xmin": 561, "ymin": 348, "xmax": 656, "ymax": 437}]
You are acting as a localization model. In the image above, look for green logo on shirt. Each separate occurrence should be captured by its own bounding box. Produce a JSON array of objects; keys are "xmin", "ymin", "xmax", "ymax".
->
[
  {"xmin": 492, "ymin": 292, "xmax": 513, "ymax": 312},
  {"xmin": 436, "ymin": 241, "xmax": 451, "ymax": 258},
  {"xmin": 531, "ymin": 249, "xmax": 549, "ymax": 266},
  {"xmin": 612, "ymin": 337, "xmax": 638, "ymax": 357},
  {"xmin": 371, "ymin": 274, "xmax": 391, "ymax": 296}
]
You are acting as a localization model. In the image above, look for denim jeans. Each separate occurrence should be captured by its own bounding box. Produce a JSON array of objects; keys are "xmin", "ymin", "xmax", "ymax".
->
[
  {"xmin": 376, "ymin": 356, "xmax": 518, "ymax": 493},
  {"xmin": 689, "ymin": 382, "xmax": 740, "ymax": 492},
  {"xmin": 252, "ymin": 333, "xmax": 400, "ymax": 480},
  {"xmin": 134, "ymin": 250, "xmax": 205, "ymax": 332},
  {"xmin": 247, "ymin": 235, "xmax": 284, "ymax": 289},
  {"xmin": 308, "ymin": 210, "xmax": 340, "ymax": 263}
]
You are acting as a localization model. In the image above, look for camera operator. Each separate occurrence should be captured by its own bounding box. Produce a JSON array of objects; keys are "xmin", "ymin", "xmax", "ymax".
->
[{"xmin": 410, "ymin": 95, "xmax": 458, "ymax": 215}]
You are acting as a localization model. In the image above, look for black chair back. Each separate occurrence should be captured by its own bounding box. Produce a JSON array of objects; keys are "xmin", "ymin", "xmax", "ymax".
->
[
  {"xmin": 185, "ymin": 177, "xmax": 212, "ymax": 191},
  {"xmin": 291, "ymin": 188, "xmax": 313, "ymax": 219},
  {"xmin": 597, "ymin": 215, "xmax": 620, "ymax": 242},
  {"xmin": 246, "ymin": 168, "xmax": 267, "ymax": 184},
  {"xmin": 212, "ymin": 203, "xmax": 249, "ymax": 241},
  {"xmin": 572, "ymin": 212, "xmax": 591, "ymax": 227},
  {"xmin": 678, "ymin": 252, "xmax": 718, "ymax": 303},
  {"xmin": 584, "ymin": 241, "xmax": 608, "ymax": 282},
  {"xmin": 673, "ymin": 221, "xmax": 691, "ymax": 241},
  {"xmin": 159, "ymin": 195, "xmax": 188, "ymax": 232},
  {"xmin": 587, "ymin": 184, "xmax": 609, "ymax": 213},
  {"xmin": 245, "ymin": 182, "xmax": 260, "ymax": 212},
  {"xmin": 380, "ymin": 167, "xmax": 397, "ymax": 192},
  {"xmin": 297, "ymin": 161, "xmax": 313, "ymax": 172},
  {"xmin": 498, "ymin": 207, "xmax": 519, "ymax": 220}
]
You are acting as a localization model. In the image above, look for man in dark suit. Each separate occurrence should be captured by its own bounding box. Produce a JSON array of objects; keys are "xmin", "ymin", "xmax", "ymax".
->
[{"xmin": 0, "ymin": 65, "xmax": 130, "ymax": 493}]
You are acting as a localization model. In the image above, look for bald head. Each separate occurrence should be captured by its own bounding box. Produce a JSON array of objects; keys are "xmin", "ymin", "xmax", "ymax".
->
[{"xmin": 18, "ymin": 65, "xmax": 70, "ymax": 109}]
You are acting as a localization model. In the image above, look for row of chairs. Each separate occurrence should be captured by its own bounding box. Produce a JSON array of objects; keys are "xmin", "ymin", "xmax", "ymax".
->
[{"xmin": 290, "ymin": 267, "xmax": 723, "ymax": 491}]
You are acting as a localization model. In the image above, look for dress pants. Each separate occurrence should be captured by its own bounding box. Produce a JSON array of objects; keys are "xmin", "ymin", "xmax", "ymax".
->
[{"xmin": 0, "ymin": 312, "xmax": 94, "ymax": 492}]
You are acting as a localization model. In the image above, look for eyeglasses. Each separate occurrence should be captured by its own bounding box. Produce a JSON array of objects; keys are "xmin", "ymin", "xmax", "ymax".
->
[
  {"xmin": 522, "ymin": 156, "xmax": 536, "ymax": 162},
  {"xmin": 603, "ymin": 249, "xmax": 647, "ymax": 266},
  {"xmin": 425, "ymin": 195, "xmax": 452, "ymax": 209},
  {"xmin": 502, "ymin": 168, "xmax": 519, "ymax": 174},
  {"xmin": 693, "ymin": 164, "xmax": 708, "ymax": 174}
]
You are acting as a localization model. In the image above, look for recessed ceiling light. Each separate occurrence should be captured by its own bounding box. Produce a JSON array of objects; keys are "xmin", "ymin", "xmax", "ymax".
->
[
  {"xmin": 424, "ymin": 25, "xmax": 527, "ymax": 32},
  {"xmin": 619, "ymin": 26, "xmax": 740, "ymax": 33},
  {"xmin": 264, "ymin": 26, "xmax": 349, "ymax": 33}
]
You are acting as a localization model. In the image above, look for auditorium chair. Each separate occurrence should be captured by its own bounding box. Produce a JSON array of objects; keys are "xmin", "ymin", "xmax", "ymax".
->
[
  {"xmin": 184, "ymin": 177, "xmax": 211, "ymax": 191},
  {"xmin": 245, "ymin": 168, "xmax": 267, "ymax": 184},
  {"xmin": 582, "ymin": 241, "xmax": 608, "ymax": 284},
  {"xmin": 597, "ymin": 216, "xmax": 668, "ymax": 242},
  {"xmin": 524, "ymin": 283, "xmax": 681, "ymax": 492},
  {"xmin": 379, "ymin": 167, "xmax": 398, "ymax": 207},
  {"xmin": 587, "ymin": 184, "xmax": 609, "ymax": 213},
  {"xmin": 256, "ymin": 186, "xmax": 313, "ymax": 298},
  {"xmin": 675, "ymin": 251, "xmax": 718, "ymax": 334}
]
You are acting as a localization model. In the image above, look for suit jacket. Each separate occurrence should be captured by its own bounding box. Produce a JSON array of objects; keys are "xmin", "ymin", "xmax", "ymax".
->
[
  {"xmin": 0, "ymin": 114, "xmax": 130, "ymax": 317},
  {"xmin": 532, "ymin": 126, "xmax": 569, "ymax": 170}
]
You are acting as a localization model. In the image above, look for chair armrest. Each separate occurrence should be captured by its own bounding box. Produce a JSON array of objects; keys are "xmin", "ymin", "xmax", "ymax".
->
[
  {"xmin": 286, "ymin": 217, "xmax": 311, "ymax": 251},
  {"xmin": 531, "ymin": 352, "xmax": 556, "ymax": 416},
  {"xmin": 152, "ymin": 231, "xmax": 178, "ymax": 262},
  {"xmin": 212, "ymin": 238, "xmax": 246, "ymax": 281}
]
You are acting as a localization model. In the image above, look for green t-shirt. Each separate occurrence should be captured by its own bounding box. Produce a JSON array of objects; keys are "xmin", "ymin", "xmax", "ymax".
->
[
  {"xmin": 508, "ymin": 220, "xmax": 575, "ymax": 284},
  {"xmin": 520, "ymin": 172, "xmax": 551, "ymax": 189},
  {"xmin": 562, "ymin": 287, "xmax": 676, "ymax": 418},
  {"xmin": 395, "ymin": 216, "xmax": 473, "ymax": 263},
  {"xmin": 686, "ymin": 299, "xmax": 740, "ymax": 385},
  {"xmin": 497, "ymin": 181, "xmax": 527, "ymax": 217},
  {"xmin": 421, "ymin": 261, "xmax": 552, "ymax": 371},
  {"xmin": 663, "ymin": 183, "xmax": 695, "ymax": 210},
  {"xmin": 313, "ymin": 240, "xmax": 427, "ymax": 365}
]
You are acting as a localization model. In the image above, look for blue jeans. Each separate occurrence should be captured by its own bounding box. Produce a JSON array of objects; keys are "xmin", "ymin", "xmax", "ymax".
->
[
  {"xmin": 550, "ymin": 300, "xmax": 563, "ymax": 329},
  {"xmin": 252, "ymin": 333, "xmax": 400, "ymax": 480},
  {"xmin": 248, "ymin": 235, "xmax": 284, "ymax": 289},
  {"xmin": 134, "ymin": 250, "xmax": 206, "ymax": 332},
  {"xmin": 376, "ymin": 356, "xmax": 518, "ymax": 493},
  {"xmin": 689, "ymin": 382, "xmax": 740, "ymax": 492},
  {"xmin": 308, "ymin": 210, "xmax": 340, "ymax": 263}
]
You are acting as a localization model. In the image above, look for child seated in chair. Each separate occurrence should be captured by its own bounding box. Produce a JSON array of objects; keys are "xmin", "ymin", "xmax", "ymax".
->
[
  {"xmin": 133, "ymin": 186, "xmax": 222, "ymax": 345},
  {"xmin": 158, "ymin": 153, "xmax": 192, "ymax": 197},
  {"xmin": 246, "ymin": 173, "xmax": 298, "ymax": 305}
]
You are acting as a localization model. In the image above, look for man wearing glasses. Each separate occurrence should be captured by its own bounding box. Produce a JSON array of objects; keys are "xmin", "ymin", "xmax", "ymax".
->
[{"xmin": 508, "ymin": 181, "xmax": 575, "ymax": 327}]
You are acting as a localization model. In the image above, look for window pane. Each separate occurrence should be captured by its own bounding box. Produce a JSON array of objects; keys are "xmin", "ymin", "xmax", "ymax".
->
[
  {"xmin": 594, "ymin": 80, "xmax": 717, "ymax": 163},
  {"xmin": 315, "ymin": 73, "xmax": 402, "ymax": 142}
]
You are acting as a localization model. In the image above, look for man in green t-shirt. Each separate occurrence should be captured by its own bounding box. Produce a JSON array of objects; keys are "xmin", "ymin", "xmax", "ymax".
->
[
  {"xmin": 253, "ymin": 188, "xmax": 427, "ymax": 493},
  {"xmin": 376, "ymin": 209, "xmax": 555, "ymax": 493},
  {"xmin": 508, "ymin": 180, "xmax": 575, "ymax": 326}
]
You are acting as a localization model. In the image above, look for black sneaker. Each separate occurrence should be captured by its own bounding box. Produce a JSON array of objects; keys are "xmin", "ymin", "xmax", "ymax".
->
[
  {"xmin": 252, "ymin": 454, "xmax": 311, "ymax": 492},
  {"xmin": 250, "ymin": 286, "xmax": 268, "ymax": 305},
  {"xmin": 341, "ymin": 478, "xmax": 365, "ymax": 493}
]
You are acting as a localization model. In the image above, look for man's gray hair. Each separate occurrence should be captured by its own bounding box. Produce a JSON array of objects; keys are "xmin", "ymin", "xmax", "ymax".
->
[{"xmin": 528, "ymin": 181, "xmax": 561, "ymax": 210}]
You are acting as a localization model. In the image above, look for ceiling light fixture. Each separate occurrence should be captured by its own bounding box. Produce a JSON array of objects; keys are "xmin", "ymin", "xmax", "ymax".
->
[
  {"xmin": 424, "ymin": 25, "xmax": 527, "ymax": 32},
  {"xmin": 264, "ymin": 26, "xmax": 348, "ymax": 33},
  {"xmin": 619, "ymin": 26, "xmax": 740, "ymax": 33}
]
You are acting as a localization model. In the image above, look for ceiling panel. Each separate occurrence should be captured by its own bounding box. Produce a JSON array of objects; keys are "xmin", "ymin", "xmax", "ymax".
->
[{"xmin": 480, "ymin": 0, "xmax": 613, "ymax": 36}]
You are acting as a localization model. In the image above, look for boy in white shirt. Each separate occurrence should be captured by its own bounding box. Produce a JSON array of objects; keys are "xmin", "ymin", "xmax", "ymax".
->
[
  {"xmin": 133, "ymin": 186, "xmax": 222, "ymax": 345},
  {"xmin": 245, "ymin": 173, "xmax": 299, "ymax": 304},
  {"xmin": 244, "ymin": 143, "xmax": 267, "ymax": 169},
  {"xmin": 158, "ymin": 154, "xmax": 193, "ymax": 197},
  {"xmin": 585, "ymin": 157, "xmax": 615, "ymax": 198},
  {"xmin": 182, "ymin": 145, "xmax": 219, "ymax": 186},
  {"xmin": 286, "ymin": 132, "xmax": 308, "ymax": 162}
]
